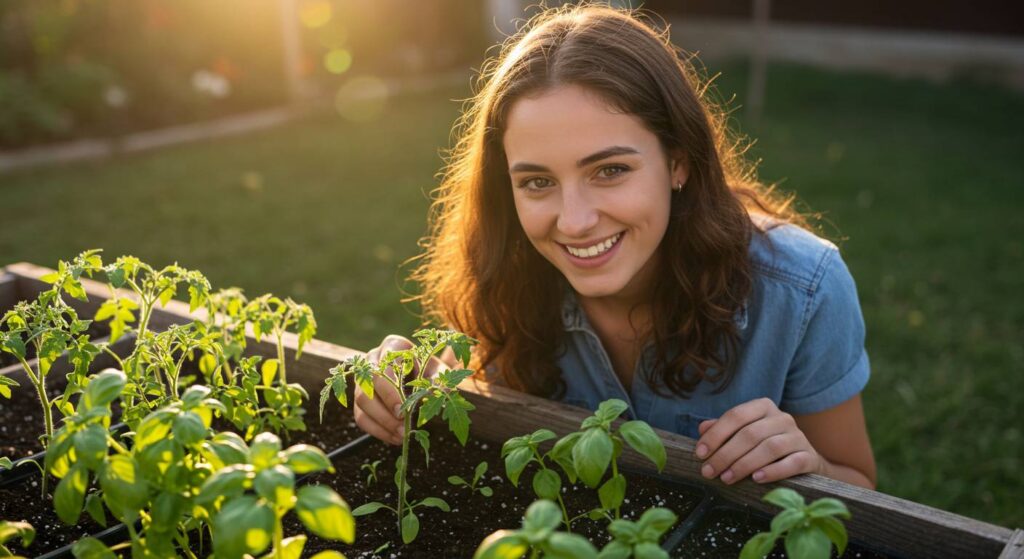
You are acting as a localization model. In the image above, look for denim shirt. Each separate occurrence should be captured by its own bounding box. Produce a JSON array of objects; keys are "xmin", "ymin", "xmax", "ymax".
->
[{"xmin": 556, "ymin": 223, "xmax": 870, "ymax": 440}]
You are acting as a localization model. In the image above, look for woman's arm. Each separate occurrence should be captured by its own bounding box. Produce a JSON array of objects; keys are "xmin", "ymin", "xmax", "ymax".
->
[
  {"xmin": 794, "ymin": 394, "xmax": 876, "ymax": 488},
  {"xmin": 695, "ymin": 395, "xmax": 876, "ymax": 490}
]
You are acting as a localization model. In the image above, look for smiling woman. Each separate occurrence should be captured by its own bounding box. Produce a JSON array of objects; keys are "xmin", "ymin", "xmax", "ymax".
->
[{"xmin": 355, "ymin": 3, "xmax": 876, "ymax": 490}]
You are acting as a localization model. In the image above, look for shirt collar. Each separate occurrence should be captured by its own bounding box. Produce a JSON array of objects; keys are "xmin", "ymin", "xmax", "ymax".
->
[{"xmin": 561, "ymin": 289, "xmax": 749, "ymax": 332}]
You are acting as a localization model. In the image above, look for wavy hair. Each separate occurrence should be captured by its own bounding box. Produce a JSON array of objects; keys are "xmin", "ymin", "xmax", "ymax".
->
[{"xmin": 409, "ymin": 3, "xmax": 805, "ymax": 399}]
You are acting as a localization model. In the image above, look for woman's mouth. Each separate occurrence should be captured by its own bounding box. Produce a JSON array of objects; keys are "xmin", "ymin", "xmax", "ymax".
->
[{"xmin": 560, "ymin": 232, "xmax": 624, "ymax": 263}]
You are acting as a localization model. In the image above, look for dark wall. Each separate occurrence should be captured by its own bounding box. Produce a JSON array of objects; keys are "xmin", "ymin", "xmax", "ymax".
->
[{"xmin": 643, "ymin": 0, "xmax": 1024, "ymax": 37}]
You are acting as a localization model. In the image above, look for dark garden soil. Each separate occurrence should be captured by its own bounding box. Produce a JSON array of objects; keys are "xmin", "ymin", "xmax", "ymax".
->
[
  {"xmin": 0, "ymin": 481, "xmax": 109, "ymax": 557},
  {"xmin": 287, "ymin": 424, "xmax": 705, "ymax": 558},
  {"xmin": 672, "ymin": 506, "xmax": 895, "ymax": 559}
]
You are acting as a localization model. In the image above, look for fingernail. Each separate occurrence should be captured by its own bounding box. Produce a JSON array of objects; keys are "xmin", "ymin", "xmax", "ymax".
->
[
  {"xmin": 721, "ymin": 470, "xmax": 734, "ymax": 483},
  {"xmin": 397, "ymin": 425, "xmax": 405, "ymax": 438},
  {"xmin": 696, "ymin": 444, "xmax": 708, "ymax": 459},
  {"xmin": 701, "ymin": 464, "xmax": 715, "ymax": 478},
  {"xmin": 753, "ymin": 470, "xmax": 766, "ymax": 482},
  {"xmin": 393, "ymin": 404, "xmax": 402, "ymax": 419}
]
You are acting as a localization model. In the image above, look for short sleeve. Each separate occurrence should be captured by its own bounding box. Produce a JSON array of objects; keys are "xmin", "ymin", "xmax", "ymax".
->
[{"xmin": 781, "ymin": 248, "xmax": 870, "ymax": 415}]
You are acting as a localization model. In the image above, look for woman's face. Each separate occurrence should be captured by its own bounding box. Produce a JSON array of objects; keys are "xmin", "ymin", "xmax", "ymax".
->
[{"xmin": 503, "ymin": 84, "xmax": 686, "ymax": 303}]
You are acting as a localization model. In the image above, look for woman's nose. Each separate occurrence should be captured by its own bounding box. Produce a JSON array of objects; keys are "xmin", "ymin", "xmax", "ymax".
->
[{"xmin": 556, "ymin": 186, "xmax": 599, "ymax": 238}]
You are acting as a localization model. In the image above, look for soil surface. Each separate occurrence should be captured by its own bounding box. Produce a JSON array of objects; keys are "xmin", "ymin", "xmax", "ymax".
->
[
  {"xmin": 672, "ymin": 506, "xmax": 895, "ymax": 559},
  {"xmin": 0, "ymin": 480, "xmax": 109, "ymax": 557},
  {"xmin": 287, "ymin": 424, "xmax": 704, "ymax": 558}
]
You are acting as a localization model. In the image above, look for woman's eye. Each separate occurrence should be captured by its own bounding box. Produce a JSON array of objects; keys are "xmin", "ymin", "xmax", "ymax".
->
[
  {"xmin": 519, "ymin": 177, "xmax": 553, "ymax": 190},
  {"xmin": 597, "ymin": 165, "xmax": 629, "ymax": 179}
]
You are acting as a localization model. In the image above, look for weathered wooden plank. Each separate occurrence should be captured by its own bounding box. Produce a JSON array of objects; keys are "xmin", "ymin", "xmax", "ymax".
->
[
  {"xmin": 0, "ymin": 272, "xmax": 18, "ymax": 312},
  {"xmin": 457, "ymin": 380, "xmax": 1015, "ymax": 558},
  {"xmin": 1000, "ymin": 530, "xmax": 1024, "ymax": 559}
]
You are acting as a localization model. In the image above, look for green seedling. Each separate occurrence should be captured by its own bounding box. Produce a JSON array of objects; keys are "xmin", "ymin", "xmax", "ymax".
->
[
  {"xmin": 503, "ymin": 399, "xmax": 666, "ymax": 530},
  {"xmin": 122, "ymin": 322, "xmax": 223, "ymax": 422},
  {"xmin": 0, "ymin": 251, "xmax": 105, "ymax": 492},
  {"xmin": 362, "ymin": 459, "xmax": 383, "ymax": 486},
  {"xmin": 98, "ymin": 256, "xmax": 210, "ymax": 345},
  {"xmin": 0, "ymin": 520, "xmax": 34, "ymax": 558},
  {"xmin": 213, "ymin": 352, "xmax": 309, "ymax": 440},
  {"xmin": 198, "ymin": 432, "xmax": 354, "ymax": 559},
  {"xmin": 244, "ymin": 294, "xmax": 317, "ymax": 387},
  {"xmin": 321, "ymin": 328, "xmax": 478, "ymax": 544},
  {"xmin": 203, "ymin": 287, "xmax": 250, "ymax": 376},
  {"xmin": 740, "ymin": 488, "xmax": 851, "ymax": 559},
  {"xmin": 474, "ymin": 499, "xmax": 597, "ymax": 559},
  {"xmin": 598, "ymin": 507, "xmax": 678, "ymax": 559},
  {"xmin": 449, "ymin": 460, "xmax": 494, "ymax": 497},
  {"xmin": 94, "ymin": 255, "xmax": 210, "ymax": 421}
]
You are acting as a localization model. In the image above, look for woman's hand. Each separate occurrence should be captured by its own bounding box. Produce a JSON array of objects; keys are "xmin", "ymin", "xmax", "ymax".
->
[
  {"xmin": 694, "ymin": 398, "xmax": 823, "ymax": 485},
  {"xmin": 354, "ymin": 334, "xmax": 449, "ymax": 446}
]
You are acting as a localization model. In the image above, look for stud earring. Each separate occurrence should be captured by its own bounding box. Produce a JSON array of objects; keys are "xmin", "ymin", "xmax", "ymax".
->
[{"xmin": 672, "ymin": 181, "xmax": 684, "ymax": 192}]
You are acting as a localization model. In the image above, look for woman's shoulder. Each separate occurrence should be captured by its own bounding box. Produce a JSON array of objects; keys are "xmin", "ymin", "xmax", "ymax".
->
[{"xmin": 747, "ymin": 215, "xmax": 842, "ymax": 294}]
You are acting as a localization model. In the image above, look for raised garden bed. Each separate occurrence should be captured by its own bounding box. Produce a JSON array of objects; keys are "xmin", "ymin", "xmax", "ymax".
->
[{"xmin": 2, "ymin": 261, "xmax": 1022, "ymax": 559}]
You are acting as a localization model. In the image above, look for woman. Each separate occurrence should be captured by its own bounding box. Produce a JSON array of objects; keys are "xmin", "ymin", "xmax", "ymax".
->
[{"xmin": 356, "ymin": 4, "xmax": 876, "ymax": 489}]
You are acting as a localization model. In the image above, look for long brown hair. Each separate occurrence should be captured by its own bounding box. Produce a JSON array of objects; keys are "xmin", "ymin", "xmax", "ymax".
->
[{"xmin": 410, "ymin": 3, "xmax": 804, "ymax": 398}]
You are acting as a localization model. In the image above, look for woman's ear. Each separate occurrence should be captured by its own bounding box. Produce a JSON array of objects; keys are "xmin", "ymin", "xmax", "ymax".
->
[{"xmin": 670, "ymin": 154, "xmax": 690, "ymax": 189}]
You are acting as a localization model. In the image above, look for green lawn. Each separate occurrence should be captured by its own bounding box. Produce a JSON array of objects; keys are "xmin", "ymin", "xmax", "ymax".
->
[{"xmin": 1, "ymin": 62, "xmax": 1021, "ymax": 528}]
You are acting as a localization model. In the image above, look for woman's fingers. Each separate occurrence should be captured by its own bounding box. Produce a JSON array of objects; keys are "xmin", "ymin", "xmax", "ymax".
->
[
  {"xmin": 355, "ymin": 407, "xmax": 403, "ymax": 446},
  {"xmin": 699, "ymin": 413, "xmax": 789, "ymax": 480},
  {"xmin": 715, "ymin": 432, "xmax": 810, "ymax": 484},
  {"xmin": 748, "ymin": 450, "xmax": 820, "ymax": 484},
  {"xmin": 695, "ymin": 398, "xmax": 773, "ymax": 461}
]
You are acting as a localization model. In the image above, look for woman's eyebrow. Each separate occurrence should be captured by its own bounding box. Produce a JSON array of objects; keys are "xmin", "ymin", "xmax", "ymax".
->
[{"xmin": 509, "ymin": 145, "xmax": 639, "ymax": 173}]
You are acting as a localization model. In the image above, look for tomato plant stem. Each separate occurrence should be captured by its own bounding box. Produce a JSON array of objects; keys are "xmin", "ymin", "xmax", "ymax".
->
[
  {"xmin": 396, "ymin": 406, "xmax": 413, "ymax": 534},
  {"xmin": 22, "ymin": 354, "xmax": 52, "ymax": 495},
  {"xmin": 275, "ymin": 331, "xmax": 287, "ymax": 385}
]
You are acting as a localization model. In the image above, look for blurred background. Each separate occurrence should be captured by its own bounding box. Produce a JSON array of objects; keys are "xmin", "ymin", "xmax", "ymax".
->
[{"xmin": 1, "ymin": 0, "xmax": 1021, "ymax": 530}]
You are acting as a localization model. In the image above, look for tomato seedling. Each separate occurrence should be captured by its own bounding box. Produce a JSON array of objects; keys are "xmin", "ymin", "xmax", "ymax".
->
[{"xmin": 321, "ymin": 328, "xmax": 478, "ymax": 544}]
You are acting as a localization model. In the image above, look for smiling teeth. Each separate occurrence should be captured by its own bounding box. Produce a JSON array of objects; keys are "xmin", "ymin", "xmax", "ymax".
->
[{"xmin": 565, "ymin": 233, "xmax": 622, "ymax": 258}]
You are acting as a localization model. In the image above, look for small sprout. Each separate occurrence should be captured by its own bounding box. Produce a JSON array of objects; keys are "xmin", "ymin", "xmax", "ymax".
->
[
  {"xmin": 448, "ymin": 461, "xmax": 494, "ymax": 497},
  {"xmin": 362, "ymin": 459, "xmax": 383, "ymax": 486},
  {"xmin": 740, "ymin": 488, "xmax": 852, "ymax": 559}
]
